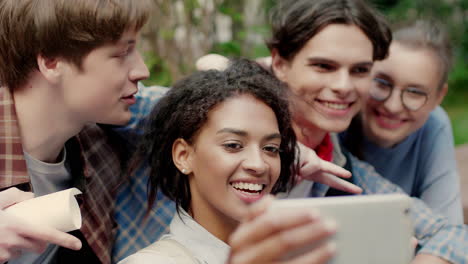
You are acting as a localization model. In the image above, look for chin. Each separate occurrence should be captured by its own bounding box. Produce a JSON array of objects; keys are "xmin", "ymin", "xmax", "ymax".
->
[
  {"xmin": 368, "ymin": 127, "xmax": 405, "ymax": 148},
  {"xmin": 99, "ymin": 114, "xmax": 132, "ymax": 126},
  {"xmin": 320, "ymin": 119, "xmax": 352, "ymax": 133}
]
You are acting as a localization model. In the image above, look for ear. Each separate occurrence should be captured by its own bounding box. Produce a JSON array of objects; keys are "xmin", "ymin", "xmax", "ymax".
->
[
  {"xmin": 271, "ymin": 49, "xmax": 290, "ymax": 83},
  {"xmin": 172, "ymin": 138, "xmax": 194, "ymax": 175},
  {"xmin": 36, "ymin": 54, "xmax": 63, "ymax": 84},
  {"xmin": 435, "ymin": 83, "xmax": 448, "ymax": 106}
]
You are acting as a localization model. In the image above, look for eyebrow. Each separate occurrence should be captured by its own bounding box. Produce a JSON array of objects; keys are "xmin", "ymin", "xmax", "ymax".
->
[
  {"xmin": 375, "ymin": 72, "xmax": 428, "ymax": 91},
  {"xmin": 127, "ymin": 39, "xmax": 136, "ymax": 45},
  {"xmin": 264, "ymin": 133, "xmax": 282, "ymax": 141},
  {"xmin": 354, "ymin": 62, "xmax": 373, "ymax": 68},
  {"xmin": 406, "ymin": 83, "xmax": 428, "ymax": 91},
  {"xmin": 306, "ymin": 57, "xmax": 335, "ymax": 64},
  {"xmin": 117, "ymin": 39, "xmax": 136, "ymax": 47},
  {"xmin": 217, "ymin": 128, "xmax": 282, "ymax": 140},
  {"xmin": 307, "ymin": 57, "xmax": 373, "ymax": 67},
  {"xmin": 374, "ymin": 72, "xmax": 394, "ymax": 83}
]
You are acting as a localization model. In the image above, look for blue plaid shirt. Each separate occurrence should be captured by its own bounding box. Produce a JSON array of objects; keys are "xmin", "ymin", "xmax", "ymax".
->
[
  {"xmin": 311, "ymin": 136, "xmax": 468, "ymax": 263},
  {"xmin": 112, "ymin": 84, "xmax": 176, "ymax": 262}
]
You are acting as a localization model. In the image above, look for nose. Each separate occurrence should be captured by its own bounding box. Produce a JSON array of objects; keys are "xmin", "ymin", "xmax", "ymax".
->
[
  {"xmin": 242, "ymin": 147, "xmax": 268, "ymax": 176},
  {"xmin": 382, "ymin": 89, "xmax": 404, "ymax": 113},
  {"xmin": 330, "ymin": 70, "xmax": 354, "ymax": 97},
  {"xmin": 129, "ymin": 51, "xmax": 150, "ymax": 82}
]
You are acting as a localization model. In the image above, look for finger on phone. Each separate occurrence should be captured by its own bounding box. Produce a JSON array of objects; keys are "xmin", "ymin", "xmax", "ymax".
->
[
  {"xmin": 230, "ymin": 208, "xmax": 321, "ymax": 250},
  {"xmin": 286, "ymin": 242, "xmax": 336, "ymax": 264},
  {"xmin": 230, "ymin": 219, "xmax": 335, "ymax": 264},
  {"xmin": 242, "ymin": 195, "xmax": 275, "ymax": 222}
]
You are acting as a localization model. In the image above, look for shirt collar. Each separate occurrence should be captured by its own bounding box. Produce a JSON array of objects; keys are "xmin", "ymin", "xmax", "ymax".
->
[
  {"xmin": 168, "ymin": 209, "xmax": 230, "ymax": 264},
  {"xmin": 309, "ymin": 133, "xmax": 348, "ymax": 197},
  {"xmin": 330, "ymin": 133, "xmax": 347, "ymax": 167}
]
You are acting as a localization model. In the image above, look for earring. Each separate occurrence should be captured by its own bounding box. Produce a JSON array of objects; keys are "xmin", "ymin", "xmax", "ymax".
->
[{"xmin": 181, "ymin": 169, "xmax": 187, "ymax": 174}]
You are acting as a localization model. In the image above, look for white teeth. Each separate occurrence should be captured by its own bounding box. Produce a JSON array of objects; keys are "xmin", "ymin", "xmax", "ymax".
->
[
  {"xmin": 322, "ymin": 102, "xmax": 349, "ymax": 110},
  {"xmin": 231, "ymin": 182, "xmax": 263, "ymax": 191}
]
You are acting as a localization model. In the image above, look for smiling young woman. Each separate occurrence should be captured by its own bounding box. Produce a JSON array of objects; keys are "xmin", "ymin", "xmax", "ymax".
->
[{"xmin": 342, "ymin": 20, "xmax": 463, "ymax": 224}]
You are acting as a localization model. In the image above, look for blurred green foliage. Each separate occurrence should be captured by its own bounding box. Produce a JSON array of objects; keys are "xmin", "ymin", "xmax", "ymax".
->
[{"xmin": 142, "ymin": 51, "xmax": 172, "ymax": 87}]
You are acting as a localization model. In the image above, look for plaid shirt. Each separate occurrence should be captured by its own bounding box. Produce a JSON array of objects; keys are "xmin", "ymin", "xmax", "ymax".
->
[
  {"xmin": 113, "ymin": 85, "xmax": 175, "ymax": 262},
  {"xmin": 310, "ymin": 134, "xmax": 468, "ymax": 263},
  {"xmin": 0, "ymin": 87, "xmax": 124, "ymax": 264}
]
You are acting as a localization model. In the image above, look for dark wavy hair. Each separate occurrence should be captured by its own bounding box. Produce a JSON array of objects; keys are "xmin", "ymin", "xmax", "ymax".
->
[
  {"xmin": 267, "ymin": 0, "xmax": 392, "ymax": 61},
  {"xmin": 130, "ymin": 59, "xmax": 298, "ymax": 214}
]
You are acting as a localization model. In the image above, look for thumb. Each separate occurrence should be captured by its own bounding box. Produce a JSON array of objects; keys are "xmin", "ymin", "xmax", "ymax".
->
[{"xmin": 242, "ymin": 195, "xmax": 275, "ymax": 222}]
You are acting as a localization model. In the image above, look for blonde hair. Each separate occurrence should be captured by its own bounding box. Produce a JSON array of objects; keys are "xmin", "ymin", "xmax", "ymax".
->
[
  {"xmin": 0, "ymin": 0, "xmax": 152, "ymax": 90},
  {"xmin": 393, "ymin": 20, "xmax": 452, "ymax": 90}
]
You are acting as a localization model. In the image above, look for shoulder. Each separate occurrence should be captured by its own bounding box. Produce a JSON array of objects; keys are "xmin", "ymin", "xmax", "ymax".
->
[
  {"xmin": 77, "ymin": 124, "xmax": 125, "ymax": 157},
  {"xmin": 424, "ymin": 106, "xmax": 451, "ymax": 132},
  {"xmin": 418, "ymin": 106, "xmax": 454, "ymax": 152},
  {"xmin": 430, "ymin": 106, "xmax": 450, "ymax": 123}
]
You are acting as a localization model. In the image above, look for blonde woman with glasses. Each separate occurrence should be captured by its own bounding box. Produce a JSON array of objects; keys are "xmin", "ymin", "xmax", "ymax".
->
[{"xmin": 341, "ymin": 20, "xmax": 463, "ymax": 224}]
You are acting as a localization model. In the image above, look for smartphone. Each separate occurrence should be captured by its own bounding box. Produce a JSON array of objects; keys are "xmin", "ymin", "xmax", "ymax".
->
[{"xmin": 269, "ymin": 194, "xmax": 414, "ymax": 264}]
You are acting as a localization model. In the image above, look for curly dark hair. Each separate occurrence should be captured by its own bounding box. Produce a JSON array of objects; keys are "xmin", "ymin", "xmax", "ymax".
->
[
  {"xmin": 267, "ymin": 0, "xmax": 392, "ymax": 61},
  {"xmin": 130, "ymin": 59, "xmax": 298, "ymax": 214}
]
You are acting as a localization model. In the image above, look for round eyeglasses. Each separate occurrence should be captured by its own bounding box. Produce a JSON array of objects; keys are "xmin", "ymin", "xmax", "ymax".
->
[{"xmin": 370, "ymin": 78, "xmax": 429, "ymax": 111}]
